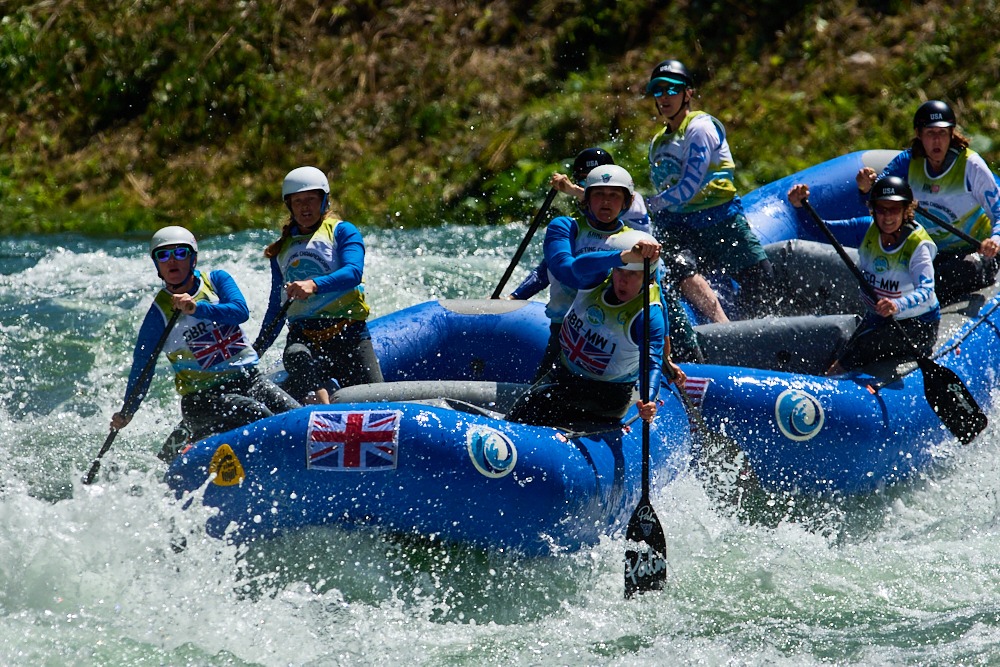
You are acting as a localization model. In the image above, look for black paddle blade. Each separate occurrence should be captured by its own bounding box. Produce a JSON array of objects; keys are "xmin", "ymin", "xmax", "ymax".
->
[
  {"xmin": 624, "ymin": 499, "xmax": 667, "ymax": 598},
  {"xmin": 916, "ymin": 357, "xmax": 988, "ymax": 445}
]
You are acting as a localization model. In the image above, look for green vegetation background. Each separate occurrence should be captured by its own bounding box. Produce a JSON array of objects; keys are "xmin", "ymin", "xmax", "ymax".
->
[{"xmin": 3, "ymin": 0, "xmax": 998, "ymax": 238}]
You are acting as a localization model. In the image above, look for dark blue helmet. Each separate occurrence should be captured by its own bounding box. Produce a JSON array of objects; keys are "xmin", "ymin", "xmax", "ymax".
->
[
  {"xmin": 913, "ymin": 100, "xmax": 956, "ymax": 129},
  {"xmin": 571, "ymin": 148, "xmax": 615, "ymax": 182},
  {"xmin": 869, "ymin": 176, "xmax": 913, "ymax": 204}
]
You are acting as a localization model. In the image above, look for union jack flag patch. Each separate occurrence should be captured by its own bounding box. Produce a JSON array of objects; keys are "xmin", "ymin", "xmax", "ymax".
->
[
  {"xmin": 189, "ymin": 324, "xmax": 247, "ymax": 369},
  {"xmin": 559, "ymin": 324, "xmax": 613, "ymax": 376},
  {"xmin": 306, "ymin": 410, "xmax": 401, "ymax": 471}
]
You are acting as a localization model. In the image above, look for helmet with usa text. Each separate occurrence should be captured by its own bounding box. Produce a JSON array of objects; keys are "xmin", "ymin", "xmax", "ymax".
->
[
  {"xmin": 869, "ymin": 176, "xmax": 913, "ymax": 204},
  {"xmin": 913, "ymin": 100, "xmax": 956, "ymax": 130},
  {"xmin": 606, "ymin": 229, "xmax": 658, "ymax": 271},
  {"xmin": 645, "ymin": 58, "xmax": 693, "ymax": 94},
  {"xmin": 571, "ymin": 148, "xmax": 615, "ymax": 183}
]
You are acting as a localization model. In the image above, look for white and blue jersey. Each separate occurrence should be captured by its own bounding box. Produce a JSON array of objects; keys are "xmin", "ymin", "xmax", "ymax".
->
[
  {"xmin": 856, "ymin": 222, "xmax": 939, "ymax": 320},
  {"xmin": 257, "ymin": 218, "xmax": 370, "ymax": 354},
  {"xmin": 555, "ymin": 247, "xmax": 666, "ymax": 400},
  {"xmin": 123, "ymin": 269, "xmax": 258, "ymax": 408},
  {"xmin": 880, "ymin": 147, "xmax": 1000, "ymax": 252},
  {"xmin": 646, "ymin": 110, "xmax": 740, "ymax": 230}
]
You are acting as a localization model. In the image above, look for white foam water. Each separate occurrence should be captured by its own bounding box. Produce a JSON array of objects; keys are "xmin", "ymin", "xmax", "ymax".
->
[{"xmin": 2, "ymin": 231, "xmax": 1000, "ymax": 665}]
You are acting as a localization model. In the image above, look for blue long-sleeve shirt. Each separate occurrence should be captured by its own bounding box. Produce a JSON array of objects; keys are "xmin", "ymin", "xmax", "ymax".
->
[
  {"xmin": 123, "ymin": 269, "xmax": 250, "ymax": 414},
  {"xmin": 795, "ymin": 207, "xmax": 871, "ymax": 247},
  {"xmin": 256, "ymin": 221, "xmax": 367, "ymax": 354},
  {"xmin": 511, "ymin": 198, "xmax": 650, "ymax": 300}
]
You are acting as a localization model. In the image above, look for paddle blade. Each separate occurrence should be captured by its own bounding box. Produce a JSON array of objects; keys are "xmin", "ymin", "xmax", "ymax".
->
[
  {"xmin": 624, "ymin": 498, "xmax": 667, "ymax": 598},
  {"xmin": 917, "ymin": 357, "xmax": 988, "ymax": 444}
]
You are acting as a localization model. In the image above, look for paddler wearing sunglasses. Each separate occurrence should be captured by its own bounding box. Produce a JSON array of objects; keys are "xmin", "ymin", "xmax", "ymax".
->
[
  {"xmin": 111, "ymin": 226, "xmax": 299, "ymax": 441},
  {"xmin": 644, "ymin": 58, "xmax": 776, "ymax": 320}
]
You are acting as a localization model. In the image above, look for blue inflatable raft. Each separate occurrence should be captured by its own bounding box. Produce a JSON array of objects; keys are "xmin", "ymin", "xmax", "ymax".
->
[
  {"xmin": 165, "ymin": 149, "xmax": 1000, "ymax": 551},
  {"xmin": 164, "ymin": 299, "xmax": 693, "ymax": 555}
]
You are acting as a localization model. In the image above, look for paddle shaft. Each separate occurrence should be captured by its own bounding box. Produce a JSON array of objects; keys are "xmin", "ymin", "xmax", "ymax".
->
[
  {"xmin": 623, "ymin": 258, "xmax": 667, "ymax": 598},
  {"xmin": 83, "ymin": 309, "xmax": 182, "ymax": 485},
  {"xmin": 490, "ymin": 188, "xmax": 558, "ymax": 299},
  {"xmin": 916, "ymin": 205, "xmax": 982, "ymax": 249},
  {"xmin": 801, "ymin": 201, "xmax": 879, "ymax": 300},
  {"xmin": 640, "ymin": 258, "xmax": 651, "ymax": 498},
  {"xmin": 252, "ymin": 298, "xmax": 292, "ymax": 355}
]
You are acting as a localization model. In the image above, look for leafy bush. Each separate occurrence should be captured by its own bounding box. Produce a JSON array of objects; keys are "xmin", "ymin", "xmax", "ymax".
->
[{"xmin": 2, "ymin": 0, "xmax": 999, "ymax": 236}]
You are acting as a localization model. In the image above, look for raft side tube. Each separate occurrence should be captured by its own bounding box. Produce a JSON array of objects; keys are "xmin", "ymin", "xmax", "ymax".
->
[
  {"xmin": 696, "ymin": 313, "xmax": 859, "ymax": 376},
  {"xmin": 331, "ymin": 379, "xmax": 528, "ymax": 415},
  {"xmin": 370, "ymin": 299, "xmax": 549, "ymax": 384}
]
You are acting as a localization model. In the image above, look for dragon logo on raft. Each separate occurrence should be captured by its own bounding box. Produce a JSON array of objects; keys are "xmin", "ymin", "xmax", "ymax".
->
[
  {"xmin": 466, "ymin": 426, "xmax": 517, "ymax": 478},
  {"xmin": 774, "ymin": 388, "xmax": 825, "ymax": 441}
]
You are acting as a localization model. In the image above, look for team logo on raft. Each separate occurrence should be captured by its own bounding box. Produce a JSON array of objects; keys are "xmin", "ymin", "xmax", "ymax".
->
[
  {"xmin": 774, "ymin": 388, "xmax": 825, "ymax": 441},
  {"xmin": 467, "ymin": 426, "xmax": 517, "ymax": 478}
]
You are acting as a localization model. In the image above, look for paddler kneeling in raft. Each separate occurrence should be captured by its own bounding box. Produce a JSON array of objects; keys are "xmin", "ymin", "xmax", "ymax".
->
[
  {"xmin": 506, "ymin": 230, "xmax": 686, "ymax": 427},
  {"xmin": 787, "ymin": 177, "xmax": 940, "ymax": 375}
]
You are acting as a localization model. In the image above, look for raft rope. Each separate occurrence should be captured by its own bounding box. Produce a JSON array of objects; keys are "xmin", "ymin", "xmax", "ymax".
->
[{"xmin": 932, "ymin": 297, "xmax": 1000, "ymax": 359}]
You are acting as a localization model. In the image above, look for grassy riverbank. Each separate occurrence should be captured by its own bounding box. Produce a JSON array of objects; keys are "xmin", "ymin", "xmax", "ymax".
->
[{"xmin": 2, "ymin": 0, "xmax": 998, "ymax": 237}]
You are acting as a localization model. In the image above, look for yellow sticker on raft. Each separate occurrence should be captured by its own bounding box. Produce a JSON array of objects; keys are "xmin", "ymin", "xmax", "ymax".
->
[{"xmin": 209, "ymin": 444, "xmax": 245, "ymax": 486}]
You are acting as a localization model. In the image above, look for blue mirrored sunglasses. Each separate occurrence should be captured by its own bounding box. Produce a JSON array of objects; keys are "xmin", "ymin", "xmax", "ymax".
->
[
  {"xmin": 154, "ymin": 247, "xmax": 192, "ymax": 262},
  {"xmin": 651, "ymin": 85, "xmax": 684, "ymax": 98}
]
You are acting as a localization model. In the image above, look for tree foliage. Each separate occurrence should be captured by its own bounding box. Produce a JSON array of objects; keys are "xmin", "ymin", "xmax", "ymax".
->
[{"xmin": 1, "ymin": 0, "xmax": 999, "ymax": 236}]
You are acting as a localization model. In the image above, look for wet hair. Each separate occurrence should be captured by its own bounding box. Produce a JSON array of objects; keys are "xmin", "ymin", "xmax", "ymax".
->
[{"xmin": 909, "ymin": 128, "xmax": 970, "ymax": 158}]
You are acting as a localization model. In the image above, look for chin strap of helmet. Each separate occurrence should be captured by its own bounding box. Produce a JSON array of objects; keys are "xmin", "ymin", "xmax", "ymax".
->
[
  {"xmin": 659, "ymin": 91, "xmax": 691, "ymax": 133},
  {"xmin": 581, "ymin": 199, "xmax": 626, "ymax": 229}
]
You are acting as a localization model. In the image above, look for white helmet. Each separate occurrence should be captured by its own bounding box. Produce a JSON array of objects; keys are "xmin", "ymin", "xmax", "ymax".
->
[
  {"xmin": 607, "ymin": 229, "xmax": 657, "ymax": 271},
  {"xmin": 583, "ymin": 164, "xmax": 635, "ymax": 199},
  {"xmin": 282, "ymin": 166, "xmax": 330, "ymax": 199},
  {"xmin": 150, "ymin": 226, "xmax": 198, "ymax": 257}
]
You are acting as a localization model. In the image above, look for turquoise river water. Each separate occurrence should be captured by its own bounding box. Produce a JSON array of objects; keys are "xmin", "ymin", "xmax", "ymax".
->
[{"xmin": 2, "ymin": 227, "xmax": 1000, "ymax": 666}]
